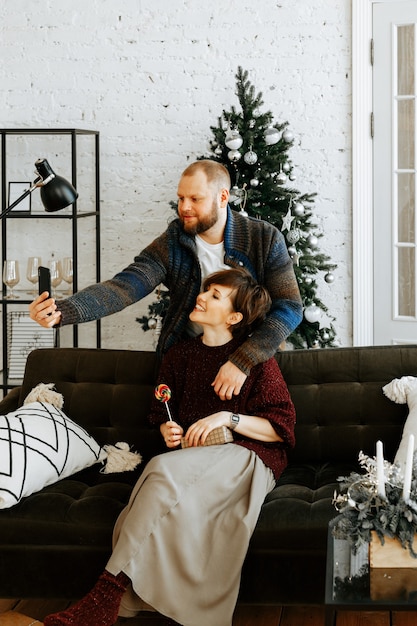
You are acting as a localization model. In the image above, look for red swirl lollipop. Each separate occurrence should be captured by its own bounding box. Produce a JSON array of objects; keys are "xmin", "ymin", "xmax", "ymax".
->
[{"xmin": 155, "ymin": 383, "xmax": 173, "ymax": 421}]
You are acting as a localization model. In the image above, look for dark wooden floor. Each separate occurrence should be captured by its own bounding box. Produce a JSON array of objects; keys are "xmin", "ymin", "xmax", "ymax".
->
[{"xmin": 1, "ymin": 599, "xmax": 417, "ymax": 626}]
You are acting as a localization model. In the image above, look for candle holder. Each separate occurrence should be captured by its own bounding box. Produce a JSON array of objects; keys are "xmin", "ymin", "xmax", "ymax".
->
[{"xmin": 332, "ymin": 443, "xmax": 417, "ymax": 559}]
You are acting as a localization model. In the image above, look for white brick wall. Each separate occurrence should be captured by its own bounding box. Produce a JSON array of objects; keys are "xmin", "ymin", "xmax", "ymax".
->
[{"xmin": 0, "ymin": 0, "xmax": 352, "ymax": 350}]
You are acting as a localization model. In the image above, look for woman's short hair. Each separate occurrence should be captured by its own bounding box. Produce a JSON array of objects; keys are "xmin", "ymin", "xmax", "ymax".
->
[{"xmin": 202, "ymin": 268, "xmax": 271, "ymax": 338}]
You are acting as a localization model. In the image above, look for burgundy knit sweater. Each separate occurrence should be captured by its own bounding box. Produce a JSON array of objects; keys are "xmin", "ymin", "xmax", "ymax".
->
[{"xmin": 148, "ymin": 336, "xmax": 296, "ymax": 480}]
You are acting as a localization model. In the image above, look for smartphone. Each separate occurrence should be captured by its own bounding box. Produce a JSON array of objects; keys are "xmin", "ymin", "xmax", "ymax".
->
[{"xmin": 38, "ymin": 266, "xmax": 51, "ymax": 296}]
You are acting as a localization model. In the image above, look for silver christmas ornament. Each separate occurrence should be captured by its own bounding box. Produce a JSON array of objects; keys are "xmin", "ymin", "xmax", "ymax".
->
[
  {"xmin": 307, "ymin": 234, "xmax": 319, "ymax": 248},
  {"xmin": 286, "ymin": 228, "xmax": 300, "ymax": 244},
  {"xmin": 324, "ymin": 272, "xmax": 335, "ymax": 284},
  {"xmin": 244, "ymin": 150, "xmax": 258, "ymax": 165},
  {"xmin": 282, "ymin": 129, "xmax": 294, "ymax": 143},
  {"xmin": 276, "ymin": 171, "xmax": 287, "ymax": 185},
  {"xmin": 304, "ymin": 276, "xmax": 313, "ymax": 285},
  {"xmin": 304, "ymin": 304, "xmax": 321, "ymax": 324},
  {"xmin": 214, "ymin": 146, "xmax": 223, "ymax": 156},
  {"xmin": 250, "ymin": 178, "xmax": 259, "ymax": 187},
  {"xmin": 228, "ymin": 149, "xmax": 241, "ymax": 162},
  {"xmin": 229, "ymin": 185, "xmax": 244, "ymax": 204},
  {"xmin": 225, "ymin": 129, "xmax": 243, "ymax": 150},
  {"xmin": 287, "ymin": 246, "xmax": 297, "ymax": 257},
  {"xmin": 322, "ymin": 332, "xmax": 330, "ymax": 341},
  {"xmin": 264, "ymin": 126, "xmax": 280, "ymax": 145},
  {"xmin": 148, "ymin": 318, "xmax": 157, "ymax": 330},
  {"xmin": 282, "ymin": 162, "xmax": 291, "ymax": 173},
  {"xmin": 293, "ymin": 202, "xmax": 305, "ymax": 216}
]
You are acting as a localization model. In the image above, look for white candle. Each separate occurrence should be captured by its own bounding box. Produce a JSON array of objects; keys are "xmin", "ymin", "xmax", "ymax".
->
[
  {"xmin": 376, "ymin": 440, "xmax": 386, "ymax": 499},
  {"xmin": 403, "ymin": 434, "xmax": 415, "ymax": 502}
]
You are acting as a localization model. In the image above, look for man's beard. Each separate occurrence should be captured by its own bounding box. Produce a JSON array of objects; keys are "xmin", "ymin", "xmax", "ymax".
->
[{"xmin": 180, "ymin": 201, "xmax": 219, "ymax": 236}]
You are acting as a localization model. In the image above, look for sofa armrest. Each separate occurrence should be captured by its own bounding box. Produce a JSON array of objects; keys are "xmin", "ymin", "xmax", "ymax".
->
[{"xmin": 0, "ymin": 386, "xmax": 22, "ymax": 415}]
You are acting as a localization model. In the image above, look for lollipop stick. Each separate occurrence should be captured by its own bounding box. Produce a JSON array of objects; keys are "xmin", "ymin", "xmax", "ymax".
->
[{"xmin": 165, "ymin": 403, "xmax": 173, "ymax": 421}]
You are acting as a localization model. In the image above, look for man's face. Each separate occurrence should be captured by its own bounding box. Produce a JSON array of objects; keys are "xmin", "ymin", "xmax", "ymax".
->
[{"xmin": 177, "ymin": 171, "xmax": 225, "ymax": 236}]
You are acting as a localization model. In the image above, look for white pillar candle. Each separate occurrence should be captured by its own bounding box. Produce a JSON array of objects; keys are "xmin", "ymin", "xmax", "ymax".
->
[
  {"xmin": 376, "ymin": 440, "xmax": 386, "ymax": 499},
  {"xmin": 403, "ymin": 434, "xmax": 415, "ymax": 502}
]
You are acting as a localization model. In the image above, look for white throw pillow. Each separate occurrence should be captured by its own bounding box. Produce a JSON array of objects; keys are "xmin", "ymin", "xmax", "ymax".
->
[
  {"xmin": 0, "ymin": 401, "xmax": 106, "ymax": 509},
  {"xmin": 383, "ymin": 376, "xmax": 417, "ymax": 471}
]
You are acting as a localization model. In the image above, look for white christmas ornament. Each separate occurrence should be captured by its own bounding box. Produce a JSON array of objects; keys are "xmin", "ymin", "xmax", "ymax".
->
[
  {"xmin": 282, "ymin": 129, "xmax": 294, "ymax": 143},
  {"xmin": 225, "ymin": 130, "xmax": 243, "ymax": 150},
  {"xmin": 307, "ymin": 234, "xmax": 318, "ymax": 248},
  {"xmin": 293, "ymin": 202, "xmax": 305, "ymax": 216},
  {"xmin": 264, "ymin": 126, "xmax": 280, "ymax": 145},
  {"xmin": 281, "ymin": 208, "xmax": 295, "ymax": 232},
  {"xmin": 276, "ymin": 171, "xmax": 287, "ymax": 185},
  {"xmin": 325, "ymin": 272, "xmax": 335, "ymax": 284},
  {"xmin": 286, "ymin": 228, "xmax": 300, "ymax": 244},
  {"xmin": 304, "ymin": 305, "xmax": 321, "ymax": 324},
  {"xmin": 229, "ymin": 185, "xmax": 244, "ymax": 205},
  {"xmin": 244, "ymin": 150, "xmax": 258, "ymax": 165},
  {"xmin": 250, "ymin": 178, "xmax": 259, "ymax": 187},
  {"xmin": 228, "ymin": 150, "xmax": 241, "ymax": 162}
]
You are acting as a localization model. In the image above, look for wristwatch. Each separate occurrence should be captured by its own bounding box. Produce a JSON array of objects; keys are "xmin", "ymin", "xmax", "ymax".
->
[{"xmin": 230, "ymin": 413, "xmax": 240, "ymax": 430}]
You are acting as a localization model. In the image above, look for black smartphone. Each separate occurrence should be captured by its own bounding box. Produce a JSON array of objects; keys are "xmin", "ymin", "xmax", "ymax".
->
[{"xmin": 38, "ymin": 266, "xmax": 51, "ymax": 296}]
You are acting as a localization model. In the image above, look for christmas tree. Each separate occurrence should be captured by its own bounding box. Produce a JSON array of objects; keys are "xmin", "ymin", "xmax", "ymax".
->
[{"xmin": 138, "ymin": 67, "xmax": 338, "ymax": 349}]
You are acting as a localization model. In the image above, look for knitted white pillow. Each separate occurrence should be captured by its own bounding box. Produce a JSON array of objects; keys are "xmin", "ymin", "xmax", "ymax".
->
[
  {"xmin": 0, "ymin": 400, "xmax": 106, "ymax": 509},
  {"xmin": 383, "ymin": 376, "xmax": 417, "ymax": 470}
]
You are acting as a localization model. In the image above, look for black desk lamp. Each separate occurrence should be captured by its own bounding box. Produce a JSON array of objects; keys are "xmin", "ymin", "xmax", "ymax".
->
[{"xmin": 0, "ymin": 158, "xmax": 78, "ymax": 219}]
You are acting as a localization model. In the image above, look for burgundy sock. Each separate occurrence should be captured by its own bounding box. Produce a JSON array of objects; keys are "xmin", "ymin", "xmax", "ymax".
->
[{"xmin": 44, "ymin": 570, "xmax": 130, "ymax": 626}]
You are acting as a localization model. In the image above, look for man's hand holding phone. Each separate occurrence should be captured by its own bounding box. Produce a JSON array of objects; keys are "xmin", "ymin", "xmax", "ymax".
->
[{"xmin": 29, "ymin": 267, "xmax": 62, "ymax": 328}]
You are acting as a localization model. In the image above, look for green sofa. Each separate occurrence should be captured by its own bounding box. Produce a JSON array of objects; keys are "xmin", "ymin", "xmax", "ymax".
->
[{"xmin": 0, "ymin": 344, "xmax": 414, "ymax": 605}]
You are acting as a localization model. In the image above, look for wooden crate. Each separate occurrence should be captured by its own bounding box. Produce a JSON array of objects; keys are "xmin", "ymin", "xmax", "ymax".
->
[{"xmin": 370, "ymin": 531, "xmax": 417, "ymax": 568}]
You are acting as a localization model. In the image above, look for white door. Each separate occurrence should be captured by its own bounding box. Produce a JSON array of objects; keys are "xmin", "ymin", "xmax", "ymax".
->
[{"xmin": 374, "ymin": 1, "xmax": 417, "ymax": 344}]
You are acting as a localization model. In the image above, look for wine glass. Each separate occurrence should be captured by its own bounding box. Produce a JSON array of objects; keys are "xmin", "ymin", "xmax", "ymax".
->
[
  {"xmin": 26, "ymin": 257, "xmax": 42, "ymax": 295},
  {"xmin": 49, "ymin": 259, "xmax": 62, "ymax": 296},
  {"xmin": 3, "ymin": 260, "xmax": 20, "ymax": 299},
  {"xmin": 61, "ymin": 257, "xmax": 73, "ymax": 295}
]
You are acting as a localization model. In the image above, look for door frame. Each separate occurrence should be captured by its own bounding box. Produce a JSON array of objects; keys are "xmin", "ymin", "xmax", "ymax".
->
[{"xmin": 352, "ymin": 0, "xmax": 373, "ymax": 345}]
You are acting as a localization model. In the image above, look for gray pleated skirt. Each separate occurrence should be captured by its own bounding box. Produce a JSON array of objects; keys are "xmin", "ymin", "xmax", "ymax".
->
[{"xmin": 106, "ymin": 443, "xmax": 275, "ymax": 626}]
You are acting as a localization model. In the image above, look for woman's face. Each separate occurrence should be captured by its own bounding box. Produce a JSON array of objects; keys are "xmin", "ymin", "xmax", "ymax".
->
[{"xmin": 189, "ymin": 283, "xmax": 237, "ymax": 329}]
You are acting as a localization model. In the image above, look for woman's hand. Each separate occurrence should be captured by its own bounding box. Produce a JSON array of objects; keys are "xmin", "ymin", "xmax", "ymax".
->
[
  {"xmin": 160, "ymin": 421, "xmax": 184, "ymax": 448},
  {"xmin": 29, "ymin": 292, "xmax": 61, "ymax": 328},
  {"xmin": 184, "ymin": 411, "xmax": 229, "ymax": 447}
]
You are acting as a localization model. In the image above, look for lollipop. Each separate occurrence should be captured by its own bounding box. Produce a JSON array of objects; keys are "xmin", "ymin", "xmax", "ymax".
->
[{"xmin": 155, "ymin": 383, "xmax": 173, "ymax": 421}]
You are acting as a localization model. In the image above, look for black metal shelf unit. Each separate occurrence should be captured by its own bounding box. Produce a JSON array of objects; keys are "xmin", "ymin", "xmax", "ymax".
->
[{"xmin": 0, "ymin": 128, "xmax": 101, "ymax": 393}]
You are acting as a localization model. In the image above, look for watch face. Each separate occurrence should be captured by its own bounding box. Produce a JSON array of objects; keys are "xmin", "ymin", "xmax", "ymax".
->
[{"xmin": 231, "ymin": 413, "xmax": 240, "ymax": 428}]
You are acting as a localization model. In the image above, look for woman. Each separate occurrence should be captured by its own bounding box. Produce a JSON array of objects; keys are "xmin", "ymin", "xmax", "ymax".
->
[{"xmin": 44, "ymin": 268, "xmax": 296, "ymax": 626}]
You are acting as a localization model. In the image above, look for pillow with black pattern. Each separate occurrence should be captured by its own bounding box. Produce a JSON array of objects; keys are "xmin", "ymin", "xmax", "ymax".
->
[{"xmin": 0, "ymin": 401, "xmax": 105, "ymax": 509}]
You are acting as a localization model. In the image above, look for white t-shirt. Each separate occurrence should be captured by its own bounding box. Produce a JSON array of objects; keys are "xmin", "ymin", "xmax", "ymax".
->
[{"xmin": 187, "ymin": 235, "xmax": 230, "ymax": 337}]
